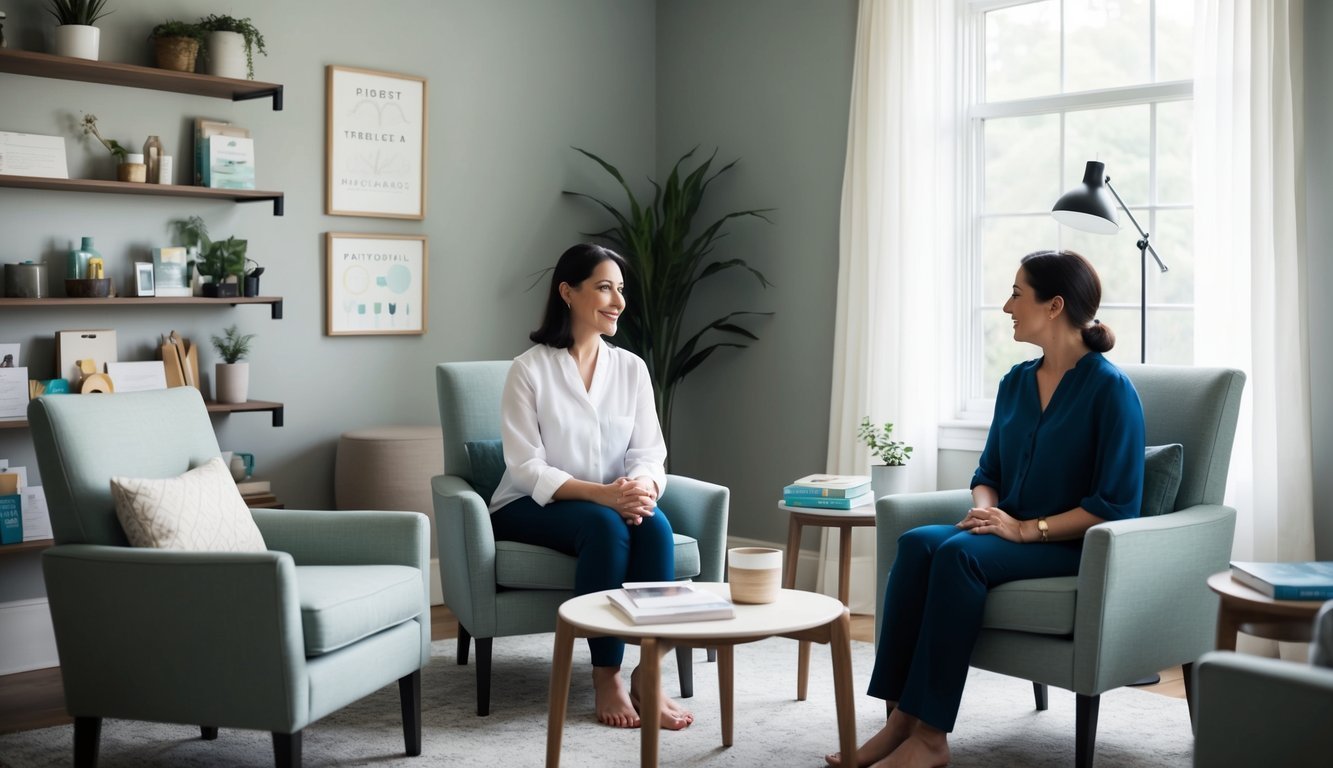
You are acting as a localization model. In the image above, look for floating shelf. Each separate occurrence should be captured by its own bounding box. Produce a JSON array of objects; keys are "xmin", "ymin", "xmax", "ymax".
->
[
  {"xmin": 0, "ymin": 399, "xmax": 284, "ymax": 430},
  {"xmin": 0, "ymin": 175, "xmax": 284, "ymax": 215},
  {"xmin": 0, "ymin": 48, "xmax": 283, "ymax": 109},
  {"xmin": 0, "ymin": 296, "xmax": 283, "ymax": 319}
]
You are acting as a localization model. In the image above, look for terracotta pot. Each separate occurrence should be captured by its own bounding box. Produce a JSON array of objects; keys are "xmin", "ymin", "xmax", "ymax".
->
[
  {"xmin": 153, "ymin": 36, "xmax": 199, "ymax": 72},
  {"xmin": 116, "ymin": 163, "xmax": 147, "ymax": 183}
]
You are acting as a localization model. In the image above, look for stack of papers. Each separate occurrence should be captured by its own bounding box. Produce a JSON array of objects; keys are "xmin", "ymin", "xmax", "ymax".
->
[{"xmin": 606, "ymin": 582, "xmax": 734, "ymax": 624}]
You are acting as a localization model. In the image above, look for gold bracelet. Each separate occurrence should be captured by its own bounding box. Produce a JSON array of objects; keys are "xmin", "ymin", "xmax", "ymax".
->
[{"xmin": 1037, "ymin": 517, "xmax": 1049, "ymax": 543}]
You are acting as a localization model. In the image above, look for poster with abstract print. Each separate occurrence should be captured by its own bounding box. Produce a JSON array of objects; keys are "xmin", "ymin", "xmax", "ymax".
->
[
  {"xmin": 325, "ymin": 233, "xmax": 427, "ymax": 336},
  {"xmin": 326, "ymin": 66, "xmax": 427, "ymax": 219}
]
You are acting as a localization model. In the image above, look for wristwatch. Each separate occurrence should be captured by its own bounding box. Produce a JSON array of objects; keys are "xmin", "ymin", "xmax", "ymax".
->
[{"xmin": 1037, "ymin": 517, "xmax": 1049, "ymax": 543}]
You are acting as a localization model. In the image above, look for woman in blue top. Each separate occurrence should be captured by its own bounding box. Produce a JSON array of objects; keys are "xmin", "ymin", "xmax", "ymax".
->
[{"xmin": 828, "ymin": 250, "xmax": 1145, "ymax": 768}]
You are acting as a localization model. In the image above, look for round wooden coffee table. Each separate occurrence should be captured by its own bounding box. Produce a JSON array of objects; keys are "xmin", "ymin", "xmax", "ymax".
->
[
  {"xmin": 1206, "ymin": 571, "xmax": 1325, "ymax": 651},
  {"xmin": 545, "ymin": 583, "xmax": 856, "ymax": 768}
]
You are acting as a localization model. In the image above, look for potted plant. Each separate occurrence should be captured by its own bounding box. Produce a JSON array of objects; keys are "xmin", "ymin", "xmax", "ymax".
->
[
  {"xmin": 565, "ymin": 147, "xmax": 773, "ymax": 448},
  {"xmin": 45, "ymin": 0, "xmax": 112, "ymax": 60},
  {"xmin": 150, "ymin": 20, "xmax": 203, "ymax": 72},
  {"xmin": 197, "ymin": 14, "xmax": 266, "ymax": 80},
  {"xmin": 210, "ymin": 324, "xmax": 254, "ymax": 404},
  {"xmin": 169, "ymin": 216, "xmax": 246, "ymax": 297},
  {"xmin": 858, "ymin": 417, "xmax": 913, "ymax": 499},
  {"xmin": 81, "ymin": 113, "xmax": 144, "ymax": 182}
]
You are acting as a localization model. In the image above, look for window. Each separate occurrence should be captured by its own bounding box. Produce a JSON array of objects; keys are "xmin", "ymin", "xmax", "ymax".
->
[{"xmin": 960, "ymin": 0, "xmax": 1194, "ymax": 417}]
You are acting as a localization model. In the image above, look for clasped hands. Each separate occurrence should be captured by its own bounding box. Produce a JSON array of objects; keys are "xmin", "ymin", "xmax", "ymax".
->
[
  {"xmin": 604, "ymin": 477, "xmax": 657, "ymax": 525},
  {"xmin": 956, "ymin": 505, "xmax": 1024, "ymax": 542}
]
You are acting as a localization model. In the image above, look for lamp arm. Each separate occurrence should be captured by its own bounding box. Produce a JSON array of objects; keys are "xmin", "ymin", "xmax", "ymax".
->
[{"xmin": 1104, "ymin": 177, "xmax": 1168, "ymax": 273}]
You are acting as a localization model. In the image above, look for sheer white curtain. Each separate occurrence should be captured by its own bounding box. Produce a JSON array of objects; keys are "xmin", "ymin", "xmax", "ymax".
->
[
  {"xmin": 1193, "ymin": 0, "xmax": 1313, "ymax": 570},
  {"xmin": 819, "ymin": 0, "xmax": 956, "ymax": 613}
]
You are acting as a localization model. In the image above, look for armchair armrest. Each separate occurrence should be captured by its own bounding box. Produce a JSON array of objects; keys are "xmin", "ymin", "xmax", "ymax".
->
[
  {"xmin": 1072, "ymin": 504, "xmax": 1237, "ymax": 692},
  {"xmin": 42, "ymin": 544, "xmax": 308, "ymax": 732},
  {"xmin": 431, "ymin": 473, "xmax": 500, "ymax": 636},
  {"xmin": 658, "ymin": 474, "xmax": 729, "ymax": 583},
  {"xmin": 1194, "ymin": 651, "xmax": 1333, "ymax": 767},
  {"xmin": 874, "ymin": 489, "xmax": 972, "ymax": 639}
]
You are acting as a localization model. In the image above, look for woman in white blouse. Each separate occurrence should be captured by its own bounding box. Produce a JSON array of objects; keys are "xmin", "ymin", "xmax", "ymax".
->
[{"xmin": 488, "ymin": 243, "xmax": 693, "ymax": 731}]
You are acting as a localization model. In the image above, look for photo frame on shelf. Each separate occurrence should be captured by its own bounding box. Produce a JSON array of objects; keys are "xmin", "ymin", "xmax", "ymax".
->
[
  {"xmin": 134, "ymin": 262, "xmax": 155, "ymax": 297},
  {"xmin": 325, "ymin": 65, "xmax": 428, "ymax": 220},
  {"xmin": 325, "ymin": 233, "xmax": 427, "ymax": 336}
]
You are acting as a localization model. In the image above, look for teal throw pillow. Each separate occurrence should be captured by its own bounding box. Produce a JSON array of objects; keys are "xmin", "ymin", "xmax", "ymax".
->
[
  {"xmin": 1141, "ymin": 443, "xmax": 1184, "ymax": 517},
  {"xmin": 463, "ymin": 439, "xmax": 506, "ymax": 505}
]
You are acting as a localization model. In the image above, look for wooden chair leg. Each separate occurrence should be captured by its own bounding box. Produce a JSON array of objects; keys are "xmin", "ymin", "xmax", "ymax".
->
[
  {"xmin": 200, "ymin": 726, "xmax": 218, "ymax": 740},
  {"xmin": 457, "ymin": 624, "xmax": 471, "ymax": 665},
  {"xmin": 1074, "ymin": 693, "xmax": 1100, "ymax": 768},
  {"xmin": 399, "ymin": 670, "xmax": 422, "ymax": 756},
  {"xmin": 1182, "ymin": 662, "xmax": 1196, "ymax": 726},
  {"xmin": 1032, "ymin": 682, "xmax": 1048, "ymax": 711},
  {"xmin": 272, "ymin": 731, "xmax": 301, "ymax": 768},
  {"xmin": 73, "ymin": 716, "xmax": 101, "ymax": 768},
  {"xmin": 676, "ymin": 645, "xmax": 694, "ymax": 698},
  {"xmin": 476, "ymin": 636, "xmax": 493, "ymax": 716}
]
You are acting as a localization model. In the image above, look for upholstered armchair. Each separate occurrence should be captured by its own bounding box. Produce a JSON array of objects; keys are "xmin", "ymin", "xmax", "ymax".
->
[
  {"xmin": 28, "ymin": 388, "xmax": 431, "ymax": 768},
  {"xmin": 432, "ymin": 361, "xmax": 729, "ymax": 715},
  {"xmin": 875, "ymin": 365, "xmax": 1245, "ymax": 768}
]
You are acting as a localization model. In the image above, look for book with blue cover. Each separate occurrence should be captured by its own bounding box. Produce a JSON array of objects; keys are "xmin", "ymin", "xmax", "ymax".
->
[
  {"xmin": 784, "ymin": 474, "xmax": 871, "ymax": 499},
  {"xmin": 1230, "ymin": 561, "xmax": 1333, "ymax": 600},
  {"xmin": 782, "ymin": 491, "xmax": 875, "ymax": 510}
]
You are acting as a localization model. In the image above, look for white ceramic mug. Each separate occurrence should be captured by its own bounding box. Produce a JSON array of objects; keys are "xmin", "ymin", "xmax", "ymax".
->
[{"xmin": 728, "ymin": 547, "xmax": 783, "ymax": 604}]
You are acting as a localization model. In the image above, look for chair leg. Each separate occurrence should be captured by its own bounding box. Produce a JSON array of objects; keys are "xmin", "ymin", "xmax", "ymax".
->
[
  {"xmin": 1182, "ymin": 662, "xmax": 1196, "ymax": 727},
  {"xmin": 707, "ymin": 648, "xmax": 717, "ymax": 663},
  {"xmin": 1032, "ymin": 682, "xmax": 1048, "ymax": 711},
  {"xmin": 73, "ymin": 716, "xmax": 101, "ymax": 768},
  {"xmin": 676, "ymin": 646, "xmax": 694, "ymax": 699},
  {"xmin": 201, "ymin": 726, "xmax": 218, "ymax": 740},
  {"xmin": 476, "ymin": 636, "xmax": 493, "ymax": 716},
  {"xmin": 457, "ymin": 624, "xmax": 471, "ymax": 665},
  {"xmin": 272, "ymin": 731, "xmax": 302, "ymax": 768},
  {"xmin": 399, "ymin": 670, "xmax": 422, "ymax": 756},
  {"xmin": 1074, "ymin": 694, "xmax": 1100, "ymax": 768}
]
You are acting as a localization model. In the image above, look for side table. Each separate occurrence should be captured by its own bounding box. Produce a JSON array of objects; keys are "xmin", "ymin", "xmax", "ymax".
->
[{"xmin": 1206, "ymin": 570, "xmax": 1325, "ymax": 651}]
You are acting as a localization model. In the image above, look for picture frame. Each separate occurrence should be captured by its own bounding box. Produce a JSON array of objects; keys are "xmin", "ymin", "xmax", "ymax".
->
[
  {"xmin": 325, "ymin": 233, "xmax": 428, "ymax": 336},
  {"xmin": 134, "ymin": 261, "xmax": 155, "ymax": 297},
  {"xmin": 325, "ymin": 65, "xmax": 428, "ymax": 219}
]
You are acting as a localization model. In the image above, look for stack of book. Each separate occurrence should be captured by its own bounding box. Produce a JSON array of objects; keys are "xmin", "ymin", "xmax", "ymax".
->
[
  {"xmin": 606, "ymin": 582, "xmax": 734, "ymax": 624},
  {"xmin": 237, "ymin": 479, "xmax": 281, "ymax": 509},
  {"xmin": 782, "ymin": 474, "xmax": 873, "ymax": 510},
  {"xmin": 1231, "ymin": 560, "xmax": 1333, "ymax": 600}
]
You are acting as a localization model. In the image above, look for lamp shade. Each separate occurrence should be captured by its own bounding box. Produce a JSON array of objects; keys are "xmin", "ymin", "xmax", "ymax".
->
[{"xmin": 1052, "ymin": 160, "xmax": 1120, "ymax": 235}]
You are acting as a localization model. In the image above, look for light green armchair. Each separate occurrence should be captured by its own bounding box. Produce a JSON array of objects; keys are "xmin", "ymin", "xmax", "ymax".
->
[
  {"xmin": 875, "ymin": 365, "xmax": 1245, "ymax": 768},
  {"xmin": 28, "ymin": 388, "xmax": 431, "ymax": 768},
  {"xmin": 432, "ymin": 361, "xmax": 729, "ymax": 715}
]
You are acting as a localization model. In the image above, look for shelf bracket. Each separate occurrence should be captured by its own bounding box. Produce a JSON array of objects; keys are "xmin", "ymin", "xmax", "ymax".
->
[
  {"xmin": 271, "ymin": 299, "xmax": 283, "ymax": 320},
  {"xmin": 272, "ymin": 406, "xmax": 284, "ymax": 428},
  {"xmin": 233, "ymin": 85, "xmax": 284, "ymax": 111}
]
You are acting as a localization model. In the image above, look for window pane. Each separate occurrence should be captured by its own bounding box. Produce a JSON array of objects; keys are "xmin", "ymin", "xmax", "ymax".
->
[
  {"xmin": 1147, "ymin": 307, "xmax": 1193, "ymax": 364},
  {"xmin": 1156, "ymin": 0, "xmax": 1195, "ymax": 82},
  {"xmin": 985, "ymin": 114, "xmax": 1061, "ymax": 213},
  {"xmin": 982, "ymin": 310, "xmax": 1034, "ymax": 394},
  {"xmin": 982, "ymin": 216, "xmax": 1061, "ymax": 305},
  {"xmin": 1149, "ymin": 208, "xmax": 1193, "ymax": 304},
  {"xmin": 985, "ymin": 0, "xmax": 1060, "ymax": 102},
  {"xmin": 1065, "ymin": 104, "xmax": 1150, "ymax": 207},
  {"xmin": 1156, "ymin": 100, "xmax": 1192, "ymax": 204},
  {"xmin": 1064, "ymin": 0, "xmax": 1151, "ymax": 92},
  {"xmin": 1056, "ymin": 209, "xmax": 1148, "ymax": 306}
]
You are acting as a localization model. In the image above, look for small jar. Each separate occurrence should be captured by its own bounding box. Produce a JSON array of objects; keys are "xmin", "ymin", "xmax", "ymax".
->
[{"xmin": 143, "ymin": 135, "xmax": 163, "ymax": 185}]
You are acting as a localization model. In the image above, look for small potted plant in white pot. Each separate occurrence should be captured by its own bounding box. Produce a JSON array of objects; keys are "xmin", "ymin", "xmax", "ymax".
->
[
  {"xmin": 197, "ymin": 14, "xmax": 266, "ymax": 80},
  {"xmin": 46, "ymin": 0, "xmax": 112, "ymax": 60},
  {"xmin": 858, "ymin": 417, "xmax": 913, "ymax": 499},
  {"xmin": 211, "ymin": 324, "xmax": 254, "ymax": 404}
]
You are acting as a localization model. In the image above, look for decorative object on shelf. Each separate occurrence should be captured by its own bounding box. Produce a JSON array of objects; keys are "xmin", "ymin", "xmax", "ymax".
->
[
  {"xmin": 169, "ymin": 216, "xmax": 245, "ymax": 298},
  {"xmin": 66, "ymin": 235, "xmax": 98, "ymax": 279},
  {"xmin": 197, "ymin": 14, "xmax": 265, "ymax": 80},
  {"xmin": 4, "ymin": 261, "xmax": 48, "ymax": 298},
  {"xmin": 149, "ymin": 20, "xmax": 202, "ymax": 72},
  {"xmin": 565, "ymin": 147, "xmax": 773, "ymax": 448},
  {"xmin": 157, "ymin": 154, "xmax": 173, "ymax": 184},
  {"xmin": 0, "ymin": 131, "xmax": 70, "ymax": 179},
  {"xmin": 79, "ymin": 113, "xmax": 142, "ymax": 181},
  {"xmin": 325, "ymin": 65, "xmax": 427, "ymax": 220},
  {"xmin": 64, "ymin": 277, "xmax": 110, "ymax": 298},
  {"xmin": 210, "ymin": 324, "xmax": 253, "ymax": 404},
  {"xmin": 243, "ymin": 258, "xmax": 264, "ymax": 297},
  {"xmin": 857, "ymin": 416, "xmax": 912, "ymax": 499},
  {"xmin": 45, "ymin": 0, "xmax": 112, "ymax": 60},
  {"xmin": 142, "ymin": 134, "xmax": 162, "ymax": 185},
  {"xmin": 119, "ymin": 152, "xmax": 145, "ymax": 182},
  {"xmin": 133, "ymin": 261, "xmax": 154, "ymax": 296},
  {"xmin": 325, "ymin": 233, "xmax": 427, "ymax": 336}
]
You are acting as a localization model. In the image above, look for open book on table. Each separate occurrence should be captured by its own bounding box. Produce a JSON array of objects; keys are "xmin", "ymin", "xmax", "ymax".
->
[{"xmin": 607, "ymin": 581, "xmax": 734, "ymax": 624}]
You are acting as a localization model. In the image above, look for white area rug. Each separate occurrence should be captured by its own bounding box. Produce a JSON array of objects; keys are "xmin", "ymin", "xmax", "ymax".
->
[{"xmin": 0, "ymin": 634, "xmax": 1193, "ymax": 767}]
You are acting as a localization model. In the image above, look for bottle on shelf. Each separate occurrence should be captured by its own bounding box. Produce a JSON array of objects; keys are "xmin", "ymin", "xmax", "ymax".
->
[
  {"xmin": 143, "ymin": 135, "xmax": 163, "ymax": 185},
  {"xmin": 67, "ymin": 237, "xmax": 100, "ymax": 279}
]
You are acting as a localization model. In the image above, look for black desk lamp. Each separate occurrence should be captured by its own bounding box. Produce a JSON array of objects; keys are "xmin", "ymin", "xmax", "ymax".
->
[{"xmin": 1051, "ymin": 160, "xmax": 1168, "ymax": 363}]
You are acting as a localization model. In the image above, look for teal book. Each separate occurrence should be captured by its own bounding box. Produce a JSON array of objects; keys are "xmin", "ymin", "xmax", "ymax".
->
[
  {"xmin": 1230, "ymin": 561, "xmax": 1333, "ymax": 600},
  {"xmin": 783, "ymin": 474, "xmax": 871, "ymax": 499},
  {"xmin": 782, "ymin": 491, "xmax": 874, "ymax": 510},
  {"xmin": 0, "ymin": 494, "xmax": 21, "ymax": 545}
]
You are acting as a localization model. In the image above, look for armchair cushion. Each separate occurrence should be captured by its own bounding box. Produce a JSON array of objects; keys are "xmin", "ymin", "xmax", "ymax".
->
[
  {"xmin": 981, "ymin": 576, "xmax": 1078, "ymax": 635},
  {"xmin": 295, "ymin": 565, "xmax": 424, "ymax": 656},
  {"xmin": 495, "ymin": 533, "xmax": 702, "ymax": 589},
  {"xmin": 110, "ymin": 457, "xmax": 265, "ymax": 552},
  {"xmin": 464, "ymin": 439, "xmax": 506, "ymax": 505},
  {"xmin": 1142, "ymin": 443, "xmax": 1184, "ymax": 517}
]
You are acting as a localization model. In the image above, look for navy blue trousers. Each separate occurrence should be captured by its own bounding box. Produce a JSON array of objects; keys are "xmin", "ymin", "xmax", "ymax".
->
[
  {"xmin": 491, "ymin": 496, "xmax": 675, "ymax": 667},
  {"xmin": 868, "ymin": 524, "xmax": 1082, "ymax": 732}
]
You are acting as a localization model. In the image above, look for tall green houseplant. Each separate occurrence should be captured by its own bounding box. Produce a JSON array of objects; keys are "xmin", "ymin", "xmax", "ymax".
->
[{"xmin": 565, "ymin": 147, "xmax": 773, "ymax": 446}]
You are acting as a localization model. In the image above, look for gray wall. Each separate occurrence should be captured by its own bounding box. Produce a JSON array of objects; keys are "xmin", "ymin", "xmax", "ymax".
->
[{"xmin": 1306, "ymin": 1, "xmax": 1333, "ymax": 559}]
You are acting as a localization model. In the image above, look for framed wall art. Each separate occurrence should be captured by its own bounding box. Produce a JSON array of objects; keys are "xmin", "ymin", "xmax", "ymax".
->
[
  {"xmin": 325, "ymin": 233, "xmax": 428, "ymax": 336},
  {"xmin": 325, "ymin": 65, "xmax": 428, "ymax": 219}
]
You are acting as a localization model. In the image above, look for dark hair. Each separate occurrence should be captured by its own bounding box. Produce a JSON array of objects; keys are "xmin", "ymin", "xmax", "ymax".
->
[
  {"xmin": 1019, "ymin": 249, "xmax": 1115, "ymax": 353},
  {"xmin": 529, "ymin": 243, "xmax": 629, "ymax": 348}
]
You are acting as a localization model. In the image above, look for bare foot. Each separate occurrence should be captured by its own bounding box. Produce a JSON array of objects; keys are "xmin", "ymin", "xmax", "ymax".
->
[
  {"xmin": 872, "ymin": 731, "xmax": 950, "ymax": 768},
  {"xmin": 592, "ymin": 667, "xmax": 639, "ymax": 728},
  {"xmin": 629, "ymin": 667, "xmax": 694, "ymax": 730},
  {"xmin": 825, "ymin": 715, "xmax": 910, "ymax": 767}
]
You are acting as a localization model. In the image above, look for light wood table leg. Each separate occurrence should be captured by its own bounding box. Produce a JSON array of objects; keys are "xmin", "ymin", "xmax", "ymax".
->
[
  {"xmin": 829, "ymin": 609, "xmax": 858, "ymax": 766},
  {"xmin": 797, "ymin": 640, "xmax": 810, "ymax": 701},
  {"xmin": 787, "ymin": 514, "xmax": 812, "ymax": 701},
  {"xmin": 718, "ymin": 644, "xmax": 735, "ymax": 747},
  {"xmin": 640, "ymin": 637, "xmax": 661, "ymax": 768},
  {"xmin": 837, "ymin": 525, "xmax": 853, "ymax": 606},
  {"xmin": 545, "ymin": 617, "xmax": 576, "ymax": 768}
]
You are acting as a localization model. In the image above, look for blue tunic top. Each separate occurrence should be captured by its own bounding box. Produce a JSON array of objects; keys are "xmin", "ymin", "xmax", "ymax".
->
[{"xmin": 971, "ymin": 352, "xmax": 1145, "ymax": 522}]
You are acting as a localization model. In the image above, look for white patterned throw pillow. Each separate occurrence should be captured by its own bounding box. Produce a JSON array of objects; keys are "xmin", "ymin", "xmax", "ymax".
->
[{"xmin": 110, "ymin": 457, "xmax": 266, "ymax": 551}]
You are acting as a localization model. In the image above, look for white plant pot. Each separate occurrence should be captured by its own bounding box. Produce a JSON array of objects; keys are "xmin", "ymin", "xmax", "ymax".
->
[
  {"xmin": 215, "ymin": 362, "xmax": 249, "ymax": 404},
  {"xmin": 54, "ymin": 25, "xmax": 100, "ymax": 60},
  {"xmin": 871, "ymin": 464, "xmax": 908, "ymax": 500},
  {"xmin": 204, "ymin": 31, "xmax": 248, "ymax": 79}
]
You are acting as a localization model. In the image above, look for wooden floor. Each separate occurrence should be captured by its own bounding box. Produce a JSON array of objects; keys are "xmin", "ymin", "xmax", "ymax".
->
[{"xmin": 0, "ymin": 607, "xmax": 1185, "ymax": 736}]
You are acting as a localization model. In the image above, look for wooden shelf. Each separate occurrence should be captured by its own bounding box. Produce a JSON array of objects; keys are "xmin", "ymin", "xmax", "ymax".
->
[
  {"xmin": 0, "ymin": 176, "xmax": 284, "ymax": 215},
  {"xmin": 0, "ymin": 296, "xmax": 283, "ymax": 319},
  {"xmin": 0, "ymin": 48, "xmax": 283, "ymax": 109},
  {"xmin": 0, "ymin": 399, "xmax": 283, "ymax": 430},
  {"xmin": 0, "ymin": 539, "xmax": 54, "ymax": 556}
]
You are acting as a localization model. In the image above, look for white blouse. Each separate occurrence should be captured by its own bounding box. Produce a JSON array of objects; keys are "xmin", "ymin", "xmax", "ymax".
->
[{"xmin": 488, "ymin": 340, "xmax": 668, "ymax": 512}]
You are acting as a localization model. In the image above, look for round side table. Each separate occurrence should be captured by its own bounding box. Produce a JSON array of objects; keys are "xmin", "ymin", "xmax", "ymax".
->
[{"xmin": 1206, "ymin": 571, "xmax": 1325, "ymax": 651}]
